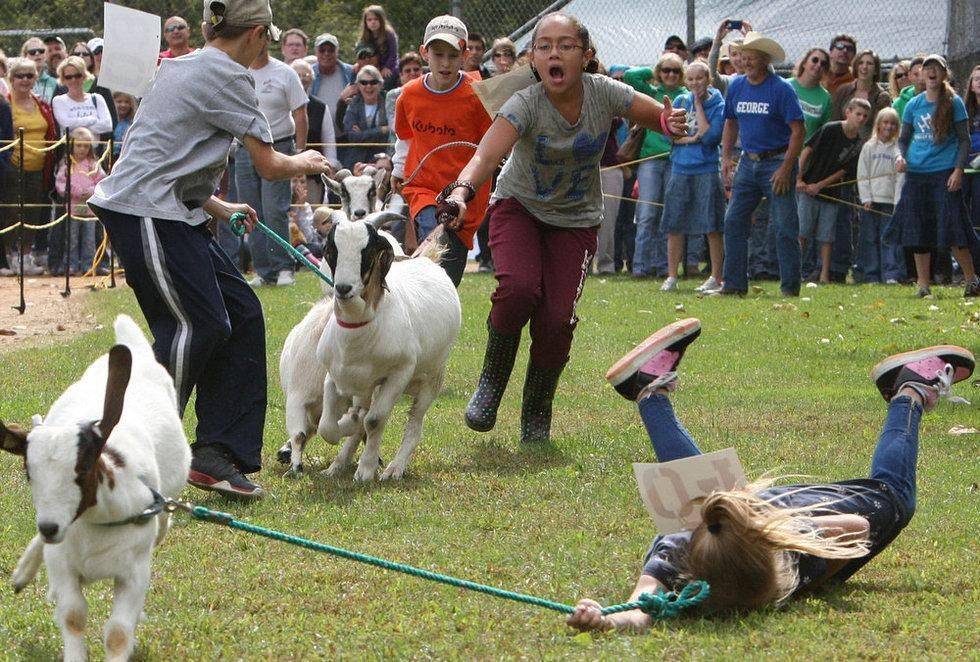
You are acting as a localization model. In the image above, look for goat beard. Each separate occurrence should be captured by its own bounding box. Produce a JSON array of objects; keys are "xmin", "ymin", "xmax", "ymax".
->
[{"xmin": 362, "ymin": 256, "xmax": 388, "ymax": 310}]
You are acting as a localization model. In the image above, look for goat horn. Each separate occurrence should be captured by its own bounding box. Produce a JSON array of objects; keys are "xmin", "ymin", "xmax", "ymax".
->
[{"xmin": 365, "ymin": 210, "xmax": 405, "ymax": 230}]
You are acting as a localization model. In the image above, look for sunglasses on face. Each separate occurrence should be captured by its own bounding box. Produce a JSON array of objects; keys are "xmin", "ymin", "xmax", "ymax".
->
[
  {"xmin": 63, "ymin": 72, "xmax": 84, "ymax": 80},
  {"xmin": 660, "ymin": 67, "xmax": 682, "ymax": 75},
  {"xmin": 809, "ymin": 55, "xmax": 829, "ymax": 67},
  {"xmin": 358, "ymin": 79, "xmax": 380, "ymax": 86},
  {"xmin": 492, "ymin": 51, "xmax": 515, "ymax": 59},
  {"xmin": 165, "ymin": 24, "xmax": 188, "ymax": 33},
  {"xmin": 73, "ymin": 50, "xmax": 91, "ymax": 57},
  {"xmin": 26, "ymin": 48, "xmax": 45, "ymax": 56},
  {"xmin": 895, "ymin": 70, "xmax": 908, "ymax": 77},
  {"xmin": 833, "ymin": 42, "xmax": 855, "ymax": 52},
  {"xmin": 14, "ymin": 72, "xmax": 36, "ymax": 80}
]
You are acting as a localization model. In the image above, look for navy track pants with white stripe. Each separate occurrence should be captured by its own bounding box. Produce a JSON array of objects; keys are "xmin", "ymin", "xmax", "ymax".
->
[{"xmin": 93, "ymin": 207, "xmax": 267, "ymax": 473}]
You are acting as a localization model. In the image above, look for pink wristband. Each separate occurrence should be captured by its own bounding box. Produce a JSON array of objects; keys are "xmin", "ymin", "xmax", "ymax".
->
[{"xmin": 660, "ymin": 111, "xmax": 675, "ymax": 136}]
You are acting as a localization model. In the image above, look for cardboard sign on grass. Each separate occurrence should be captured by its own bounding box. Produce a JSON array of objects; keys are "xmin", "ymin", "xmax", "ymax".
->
[{"xmin": 633, "ymin": 449, "xmax": 746, "ymax": 534}]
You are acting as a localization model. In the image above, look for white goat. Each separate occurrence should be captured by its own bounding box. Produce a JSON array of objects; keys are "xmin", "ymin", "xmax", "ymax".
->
[
  {"xmin": 1, "ymin": 315, "xmax": 190, "ymax": 662},
  {"xmin": 277, "ymin": 214, "xmax": 406, "ymax": 477},
  {"xmin": 325, "ymin": 166, "xmax": 387, "ymax": 220},
  {"xmin": 316, "ymin": 217, "xmax": 461, "ymax": 481}
]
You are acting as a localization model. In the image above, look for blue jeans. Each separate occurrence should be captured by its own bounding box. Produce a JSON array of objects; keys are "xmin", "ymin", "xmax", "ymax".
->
[
  {"xmin": 858, "ymin": 203, "xmax": 905, "ymax": 283},
  {"xmin": 722, "ymin": 157, "xmax": 801, "ymax": 293},
  {"xmin": 830, "ymin": 191, "xmax": 856, "ymax": 279},
  {"xmin": 747, "ymin": 199, "xmax": 779, "ymax": 279},
  {"xmin": 415, "ymin": 205, "xmax": 468, "ymax": 287},
  {"xmin": 632, "ymin": 158, "xmax": 670, "ymax": 276},
  {"xmin": 236, "ymin": 137, "xmax": 295, "ymax": 282},
  {"xmin": 638, "ymin": 393, "xmax": 919, "ymax": 522}
]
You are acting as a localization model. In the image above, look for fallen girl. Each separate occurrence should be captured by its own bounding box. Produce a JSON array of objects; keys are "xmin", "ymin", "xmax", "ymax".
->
[{"xmin": 569, "ymin": 318, "xmax": 974, "ymax": 631}]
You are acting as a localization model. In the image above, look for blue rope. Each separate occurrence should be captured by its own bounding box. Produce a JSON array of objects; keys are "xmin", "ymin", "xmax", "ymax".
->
[{"xmin": 229, "ymin": 212, "xmax": 333, "ymax": 287}]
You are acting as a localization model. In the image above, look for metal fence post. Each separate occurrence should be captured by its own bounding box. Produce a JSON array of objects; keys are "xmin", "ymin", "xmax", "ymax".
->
[
  {"xmin": 14, "ymin": 127, "xmax": 25, "ymax": 314},
  {"xmin": 686, "ymin": 0, "xmax": 695, "ymax": 55},
  {"xmin": 451, "ymin": 0, "xmax": 462, "ymax": 19},
  {"xmin": 107, "ymin": 138, "xmax": 116, "ymax": 288},
  {"xmin": 61, "ymin": 129, "xmax": 71, "ymax": 298}
]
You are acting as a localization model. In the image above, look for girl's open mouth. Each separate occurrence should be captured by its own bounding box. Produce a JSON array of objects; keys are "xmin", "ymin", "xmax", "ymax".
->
[{"xmin": 548, "ymin": 65, "xmax": 565, "ymax": 84}]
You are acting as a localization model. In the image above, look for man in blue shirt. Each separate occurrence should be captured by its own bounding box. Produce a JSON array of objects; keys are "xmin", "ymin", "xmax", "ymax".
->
[{"xmin": 720, "ymin": 33, "xmax": 805, "ymax": 296}]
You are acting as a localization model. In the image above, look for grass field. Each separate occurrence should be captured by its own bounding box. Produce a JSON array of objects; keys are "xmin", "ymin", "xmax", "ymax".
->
[{"xmin": 1, "ymin": 272, "xmax": 977, "ymax": 659}]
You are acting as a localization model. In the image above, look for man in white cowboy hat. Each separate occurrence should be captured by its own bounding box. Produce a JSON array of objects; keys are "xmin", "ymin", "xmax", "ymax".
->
[{"xmin": 719, "ymin": 30, "xmax": 805, "ymax": 297}]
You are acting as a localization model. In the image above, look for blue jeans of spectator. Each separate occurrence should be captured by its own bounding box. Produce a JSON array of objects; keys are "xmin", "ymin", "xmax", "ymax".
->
[
  {"xmin": 67, "ymin": 217, "xmax": 96, "ymax": 274},
  {"xmin": 722, "ymin": 157, "xmax": 801, "ymax": 293},
  {"xmin": 615, "ymin": 173, "xmax": 637, "ymax": 272},
  {"xmin": 415, "ymin": 205, "xmax": 468, "ymax": 287},
  {"xmin": 830, "ymin": 190, "xmax": 856, "ymax": 279},
  {"xmin": 236, "ymin": 137, "xmax": 294, "ymax": 282},
  {"xmin": 858, "ymin": 203, "xmax": 905, "ymax": 283},
  {"xmin": 217, "ymin": 153, "xmax": 244, "ymax": 264},
  {"xmin": 747, "ymin": 199, "xmax": 780, "ymax": 279},
  {"xmin": 637, "ymin": 392, "xmax": 919, "ymax": 519},
  {"xmin": 632, "ymin": 158, "xmax": 670, "ymax": 276}
]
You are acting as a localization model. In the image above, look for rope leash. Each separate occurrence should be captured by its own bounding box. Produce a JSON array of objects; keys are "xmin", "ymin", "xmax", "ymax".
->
[
  {"xmin": 164, "ymin": 500, "xmax": 708, "ymax": 619},
  {"xmin": 229, "ymin": 212, "xmax": 333, "ymax": 287}
]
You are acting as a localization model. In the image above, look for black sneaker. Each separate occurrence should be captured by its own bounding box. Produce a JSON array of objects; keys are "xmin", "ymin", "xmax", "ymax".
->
[
  {"xmin": 189, "ymin": 444, "xmax": 265, "ymax": 500},
  {"xmin": 605, "ymin": 318, "xmax": 701, "ymax": 401},
  {"xmin": 964, "ymin": 276, "xmax": 980, "ymax": 298}
]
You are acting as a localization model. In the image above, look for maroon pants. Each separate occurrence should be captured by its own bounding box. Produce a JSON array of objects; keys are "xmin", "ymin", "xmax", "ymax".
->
[{"xmin": 488, "ymin": 198, "xmax": 597, "ymax": 369}]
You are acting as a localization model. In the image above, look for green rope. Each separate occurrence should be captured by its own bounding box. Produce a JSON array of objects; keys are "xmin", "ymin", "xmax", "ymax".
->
[
  {"xmin": 185, "ymin": 505, "xmax": 709, "ymax": 618},
  {"xmin": 229, "ymin": 212, "xmax": 334, "ymax": 287}
]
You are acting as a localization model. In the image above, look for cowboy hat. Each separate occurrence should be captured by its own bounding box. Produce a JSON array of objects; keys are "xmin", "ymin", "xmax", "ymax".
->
[{"xmin": 740, "ymin": 32, "xmax": 784, "ymax": 63}]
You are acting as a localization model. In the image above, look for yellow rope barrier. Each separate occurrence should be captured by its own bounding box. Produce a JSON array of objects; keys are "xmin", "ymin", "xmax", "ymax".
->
[
  {"xmin": 22, "ymin": 136, "xmax": 66, "ymax": 153},
  {"xmin": 602, "ymin": 193, "xmax": 664, "ymax": 208},
  {"xmin": 83, "ymin": 232, "xmax": 109, "ymax": 278},
  {"xmin": 600, "ymin": 151, "xmax": 669, "ymax": 173},
  {"xmin": 0, "ymin": 138, "xmax": 20, "ymax": 153},
  {"xmin": 71, "ymin": 147, "xmax": 111, "ymax": 176}
]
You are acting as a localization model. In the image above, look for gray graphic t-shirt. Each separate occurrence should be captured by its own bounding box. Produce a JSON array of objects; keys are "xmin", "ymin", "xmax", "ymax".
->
[
  {"xmin": 492, "ymin": 73, "xmax": 634, "ymax": 228},
  {"xmin": 91, "ymin": 47, "xmax": 273, "ymax": 225}
]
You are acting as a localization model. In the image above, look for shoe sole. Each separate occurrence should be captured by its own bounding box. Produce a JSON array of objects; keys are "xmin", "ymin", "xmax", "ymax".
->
[
  {"xmin": 605, "ymin": 318, "xmax": 701, "ymax": 387},
  {"xmin": 188, "ymin": 470, "xmax": 266, "ymax": 501},
  {"xmin": 870, "ymin": 345, "xmax": 975, "ymax": 398}
]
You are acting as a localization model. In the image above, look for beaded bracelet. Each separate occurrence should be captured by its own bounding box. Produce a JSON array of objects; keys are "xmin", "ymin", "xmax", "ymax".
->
[{"xmin": 438, "ymin": 180, "xmax": 477, "ymax": 204}]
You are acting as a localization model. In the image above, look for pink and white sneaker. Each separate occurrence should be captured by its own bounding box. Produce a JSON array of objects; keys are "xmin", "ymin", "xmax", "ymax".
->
[
  {"xmin": 871, "ymin": 345, "xmax": 974, "ymax": 411},
  {"xmin": 606, "ymin": 318, "xmax": 701, "ymax": 401}
]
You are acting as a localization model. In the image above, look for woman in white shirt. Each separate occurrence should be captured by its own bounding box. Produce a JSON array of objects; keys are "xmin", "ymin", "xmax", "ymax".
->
[{"xmin": 50, "ymin": 55, "xmax": 112, "ymax": 134}]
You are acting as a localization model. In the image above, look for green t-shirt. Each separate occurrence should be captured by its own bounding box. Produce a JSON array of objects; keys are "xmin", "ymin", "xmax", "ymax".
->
[
  {"xmin": 892, "ymin": 85, "xmax": 917, "ymax": 123},
  {"xmin": 788, "ymin": 78, "xmax": 831, "ymax": 140},
  {"xmin": 623, "ymin": 67, "xmax": 687, "ymax": 158}
]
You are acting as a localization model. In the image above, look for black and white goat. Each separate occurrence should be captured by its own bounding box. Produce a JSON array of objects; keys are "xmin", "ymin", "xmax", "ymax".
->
[
  {"xmin": 325, "ymin": 166, "xmax": 387, "ymax": 221},
  {"xmin": 1, "ymin": 315, "xmax": 190, "ymax": 662},
  {"xmin": 278, "ymin": 212, "xmax": 407, "ymax": 476},
  {"xmin": 315, "ymin": 217, "xmax": 461, "ymax": 481}
]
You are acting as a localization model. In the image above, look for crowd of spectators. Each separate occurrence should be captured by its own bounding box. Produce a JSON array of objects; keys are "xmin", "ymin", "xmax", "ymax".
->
[{"xmin": 0, "ymin": 9, "xmax": 978, "ymax": 296}]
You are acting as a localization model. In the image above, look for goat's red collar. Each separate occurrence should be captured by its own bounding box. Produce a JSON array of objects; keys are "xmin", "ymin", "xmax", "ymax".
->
[{"xmin": 336, "ymin": 317, "xmax": 370, "ymax": 329}]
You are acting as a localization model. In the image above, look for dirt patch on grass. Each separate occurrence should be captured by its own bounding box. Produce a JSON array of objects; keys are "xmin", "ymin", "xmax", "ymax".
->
[{"xmin": 0, "ymin": 275, "xmax": 122, "ymax": 352}]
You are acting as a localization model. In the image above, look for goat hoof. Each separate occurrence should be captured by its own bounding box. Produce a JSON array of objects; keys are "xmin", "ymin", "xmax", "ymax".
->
[
  {"xmin": 283, "ymin": 465, "xmax": 304, "ymax": 479},
  {"xmin": 353, "ymin": 465, "xmax": 377, "ymax": 482},
  {"xmin": 379, "ymin": 462, "xmax": 405, "ymax": 481},
  {"xmin": 275, "ymin": 442, "xmax": 292, "ymax": 464}
]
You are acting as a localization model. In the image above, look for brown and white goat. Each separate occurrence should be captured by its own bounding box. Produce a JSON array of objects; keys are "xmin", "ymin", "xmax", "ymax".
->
[{"xmin": 1, "ymin": 314, "xmax": 190, "ymax": 662}]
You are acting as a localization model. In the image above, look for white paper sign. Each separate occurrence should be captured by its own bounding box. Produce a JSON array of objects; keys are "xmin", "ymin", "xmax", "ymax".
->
[
  {"xmin": 470, "ymin": 64, "xmax": 538, "ymax": 117},
  {"xmin": 98, "ymin": 3, "xmax": 161, "ymax": 97},
  {"xmin": 633, "ymin": 448, "xmax": 746, "ymax": 534}
]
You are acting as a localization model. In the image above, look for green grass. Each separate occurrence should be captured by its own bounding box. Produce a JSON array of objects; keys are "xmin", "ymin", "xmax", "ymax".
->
[{"xmin": 1, "ymin": 273, "xmax": 978, "ymax": 659}]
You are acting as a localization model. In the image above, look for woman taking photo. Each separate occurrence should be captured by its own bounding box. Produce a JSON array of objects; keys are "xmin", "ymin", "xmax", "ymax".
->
[
  {"xmin": 893, "ymin": 55, "xmax": 978, "ymax": 298},
  {"xmin": 438, "ymin": 12, "xmax": 686, "ymax": 444},
  {"xmin": 4, "ymin": 57, "xmax": 58, "ymax": 276}
]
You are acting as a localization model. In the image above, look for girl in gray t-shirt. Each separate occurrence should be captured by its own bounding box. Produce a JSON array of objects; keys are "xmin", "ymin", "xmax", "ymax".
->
[{"xmin": 436, "ymin": 12, "xmax": 687, "ymax": 445}]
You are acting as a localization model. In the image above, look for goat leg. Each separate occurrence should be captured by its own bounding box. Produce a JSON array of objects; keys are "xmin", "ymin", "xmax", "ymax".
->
[{"xmin": 11, "ymin": 534, "xmax": 44, "ymax": 593}]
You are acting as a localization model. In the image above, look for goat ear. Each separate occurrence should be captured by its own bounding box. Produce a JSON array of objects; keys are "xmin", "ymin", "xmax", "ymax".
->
[
  {"xmin": 99, "ymin": 345, "xmax": 132, "ymax": 440},
  {"xmin": 372, "ymin": 166, "xmax": 388, "ymax": 191},
  {"xmin": 373, "ymin": 231, "xmax": 395, "ymax": 285},
  {"xmin": 0, "ymin": 421, "xmax": 28, "ymax": 456}
]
